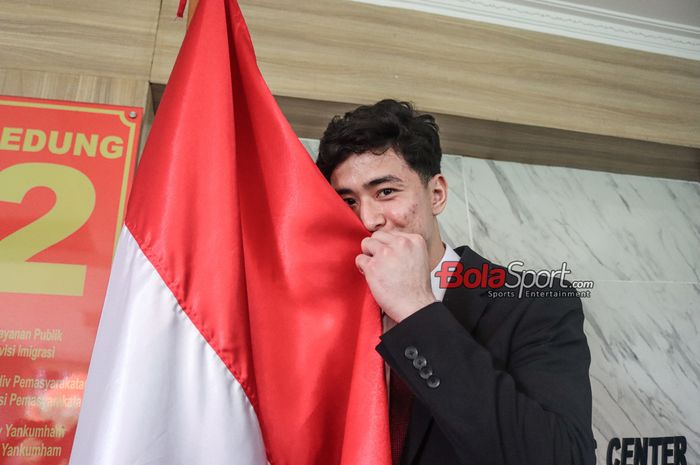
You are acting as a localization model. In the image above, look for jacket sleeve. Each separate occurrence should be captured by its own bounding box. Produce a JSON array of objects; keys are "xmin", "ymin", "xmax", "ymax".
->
[{"xmin": 375, "ymin": 299, "xmax": 596, "ymax": 465}]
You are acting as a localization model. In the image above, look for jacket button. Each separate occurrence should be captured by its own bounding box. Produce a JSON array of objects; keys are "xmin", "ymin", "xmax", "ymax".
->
[
  {"xmin": 419, "ymin": 366, "xmax": 433, "ymax": 380},
  {"xmin": 404, "ymin": 346, "xmax": 418, "ymax": 360},
  {"xmin": 427, "ymin": 376, "xmax": 441, "ymax": 388},
  {"xmin": 412, "ymin": 356, "xmax": 427, "ymax": 369}
]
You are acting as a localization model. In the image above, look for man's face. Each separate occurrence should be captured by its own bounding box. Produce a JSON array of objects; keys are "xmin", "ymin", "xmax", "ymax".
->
[{"xmin": 330, "ymin": 148, "xmax": 446, "ymax": 245}]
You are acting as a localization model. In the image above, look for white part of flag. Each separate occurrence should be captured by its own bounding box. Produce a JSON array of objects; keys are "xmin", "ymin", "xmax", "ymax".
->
[{"xmin": 69, "ymin": 226, "xmax": 269, "ymax": 465}]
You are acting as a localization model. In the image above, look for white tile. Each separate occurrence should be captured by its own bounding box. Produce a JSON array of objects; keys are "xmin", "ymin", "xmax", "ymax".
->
[
  {"xmin": 462, "ymin": 157, "xmax": 700, "ymax": 282},
  {"xmin": 300, "ymin": 137, "xmax": 319, "ymax": 162},
  {"xmin": 583, "ymin": 281, "xmax": 700, "ymax": 464}
]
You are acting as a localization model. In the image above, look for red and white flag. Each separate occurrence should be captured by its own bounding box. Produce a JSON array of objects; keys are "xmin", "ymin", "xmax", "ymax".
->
[{"xmin": 69, "ymin": 1, "xmax": 390, "ymax": 463}]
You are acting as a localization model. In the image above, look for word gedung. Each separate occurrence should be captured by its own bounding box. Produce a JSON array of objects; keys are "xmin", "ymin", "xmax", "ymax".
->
[
  {"xmin": 435, "ymin": 260, "xmax": 593, "ymax": 298},
  {"xmin": 0, "ymin": 126, "xmax": 125, "ymax": 159}
]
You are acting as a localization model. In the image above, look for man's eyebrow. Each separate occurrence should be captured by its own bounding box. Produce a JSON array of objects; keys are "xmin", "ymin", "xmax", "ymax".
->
[
  {"xmin": 364, "ymin": 175, "xmax": 403, "ymax": 189},
  {"xmin": 334, "ymin": 176, "xmax": 404, "ymax": 196}
]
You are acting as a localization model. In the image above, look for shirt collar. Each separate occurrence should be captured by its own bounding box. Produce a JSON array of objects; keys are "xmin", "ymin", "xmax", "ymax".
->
[{"xmin": 431, "ymin": 244, "xmax": 461, "ymax": 302}]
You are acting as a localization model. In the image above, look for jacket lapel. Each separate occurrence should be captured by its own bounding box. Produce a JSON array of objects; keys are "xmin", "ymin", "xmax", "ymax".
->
[{"xmin": 442, "ymin": 245, "xmax": 491, "ymax": 334}]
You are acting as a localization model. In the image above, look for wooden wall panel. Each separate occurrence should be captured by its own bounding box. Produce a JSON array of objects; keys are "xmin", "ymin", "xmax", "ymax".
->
[
  {"xmin": 149, "ymin": 90, "xmax": 699, "ymax": 181},
  {"xmin": 275, "ymin": 96, "xmax": 700, "ymax": 182},
  {"xmin": 0, "ymin": 0, "xmax": 161, "ymax": 79},
  {"xmin": 150, "ymin": 0, "xmax": 700, "ymax": 149},
  {"xmin": 0, "ymin": 69, "xmax": 149, "ymax": 108}
]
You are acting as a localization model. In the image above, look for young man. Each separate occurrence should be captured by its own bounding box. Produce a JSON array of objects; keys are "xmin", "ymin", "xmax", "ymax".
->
[{"xmin": 316, "ymin": 100, "xmax": 596, "ymax": 465}]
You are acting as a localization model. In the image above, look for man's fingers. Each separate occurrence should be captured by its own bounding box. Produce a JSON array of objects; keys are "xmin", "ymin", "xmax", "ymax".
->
[
  {"xmin": 371, "ymin": 230, "xmax": 423, "ymax": 246},
  {"xmin": 355, "ymin": 253, "xmax": 370, "ymax": 274},
  {"xmin": 369, "ymin": 230, "xmax": 395, "ymax": 244},
  {"xmin": 361, "ymin": 237, "xmax": 383, "ymax": 256}
]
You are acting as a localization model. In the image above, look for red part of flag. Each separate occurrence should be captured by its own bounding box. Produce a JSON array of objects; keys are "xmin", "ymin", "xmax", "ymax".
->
[{"xmin": 125, "ymin": 0, "xmax": 391, "ymax": 463}]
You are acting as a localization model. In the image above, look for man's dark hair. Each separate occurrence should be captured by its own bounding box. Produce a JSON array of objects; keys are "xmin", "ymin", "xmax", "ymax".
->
[{"xmin": 316, "ymin": 99, "xmax": 442, "ymax": 184}]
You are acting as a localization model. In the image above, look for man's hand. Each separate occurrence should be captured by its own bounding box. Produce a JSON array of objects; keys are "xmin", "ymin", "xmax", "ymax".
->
[{"xmin": 356, "ymin": 231, "xmax": 436, "ymax": 323}]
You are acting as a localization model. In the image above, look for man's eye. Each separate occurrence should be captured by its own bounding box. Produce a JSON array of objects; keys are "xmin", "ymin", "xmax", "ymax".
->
[
  {"xmin": 342, "ymin": 198, "xmax": 357, "ymax": 207},
  {"xmin": 378, "ymin": 188, "xmax": 395, "ymax": 197}
]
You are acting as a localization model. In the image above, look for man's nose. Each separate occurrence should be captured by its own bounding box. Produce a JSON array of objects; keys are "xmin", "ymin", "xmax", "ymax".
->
[{"xmin": 358, "ymin": 202, "xmax": 385, "ymax": 232}]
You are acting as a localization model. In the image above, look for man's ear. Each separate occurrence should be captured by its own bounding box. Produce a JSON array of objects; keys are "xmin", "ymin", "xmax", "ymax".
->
[{"xmin": 429, "ymin": 174, "xmax": 448, "ymax": 215}]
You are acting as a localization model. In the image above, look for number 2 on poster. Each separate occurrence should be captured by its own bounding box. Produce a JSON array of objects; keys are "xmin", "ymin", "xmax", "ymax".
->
[{"xmin": 0, "ymin": 162, "xmax": 96, "ymax": 296}]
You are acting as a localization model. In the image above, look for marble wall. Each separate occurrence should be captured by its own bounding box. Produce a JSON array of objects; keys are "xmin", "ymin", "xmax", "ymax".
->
[{"xmin": 301, "ymin": 138, "xmax": 700, "ymax": 464}]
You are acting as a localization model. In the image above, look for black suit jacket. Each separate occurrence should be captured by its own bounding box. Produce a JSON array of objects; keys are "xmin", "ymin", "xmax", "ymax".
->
[{"xmin": 376, "ymin": 246, "xmax": 596, "ymax": 465}]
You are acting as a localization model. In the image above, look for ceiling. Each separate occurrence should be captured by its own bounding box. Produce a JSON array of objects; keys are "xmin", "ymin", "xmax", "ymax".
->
[
  {"xmin": 566, "ymin": 0, "xmax": 699, "ymax": 26},
  {"xmin": 353, "ymin": 0, "xmax": 700, "ymax": 60}
]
